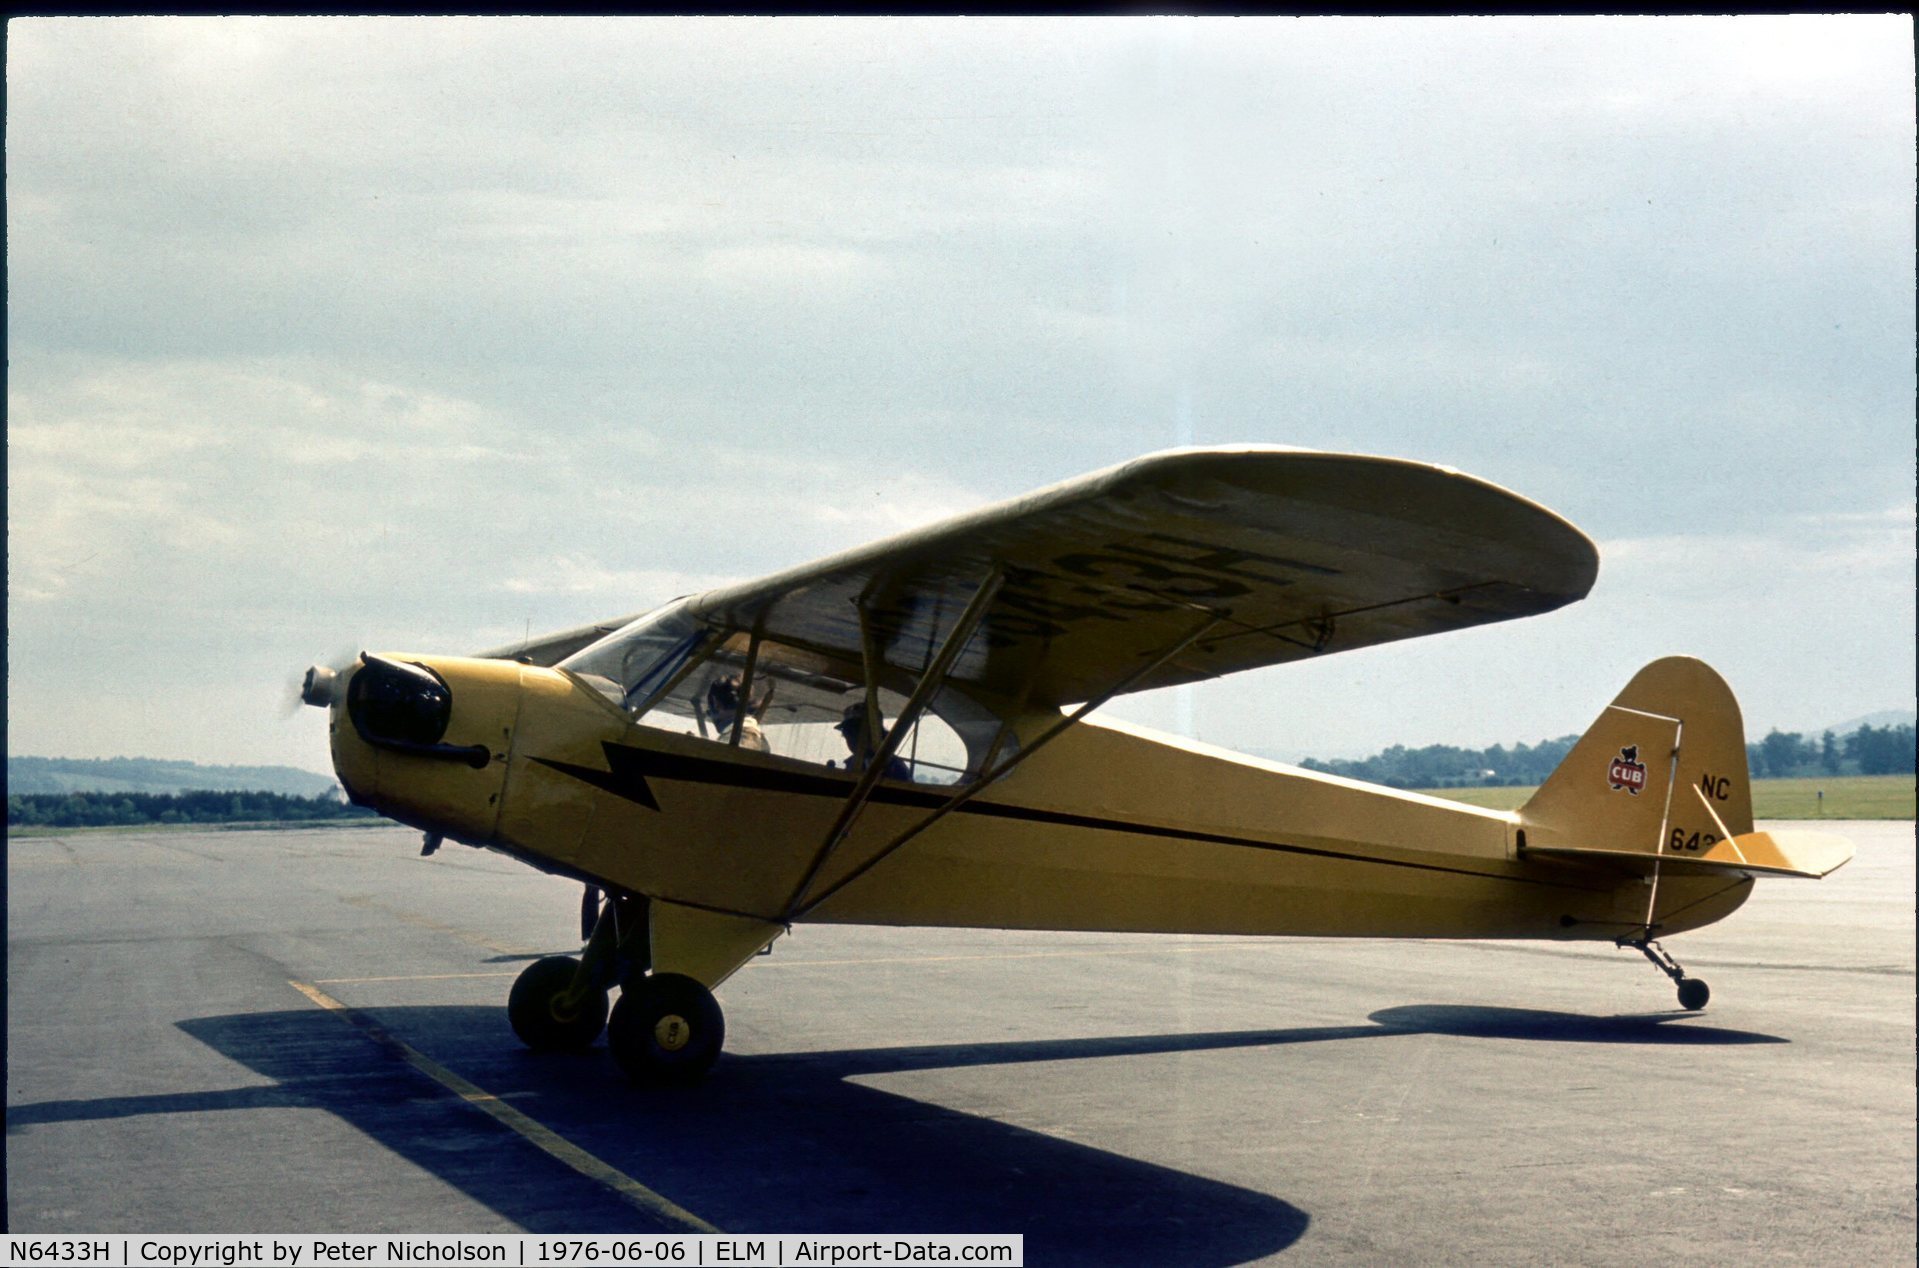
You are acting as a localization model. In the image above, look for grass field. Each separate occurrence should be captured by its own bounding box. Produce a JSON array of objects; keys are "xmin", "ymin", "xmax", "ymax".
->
[{"xmin": 1417, "ymin": 774, "xmax": 1914, "ymax": 820}]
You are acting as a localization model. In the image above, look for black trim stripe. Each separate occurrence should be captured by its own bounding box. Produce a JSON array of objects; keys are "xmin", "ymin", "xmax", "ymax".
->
[
  {"xmin": 962, "ymin": 799, "xmax": 1605, "ymax": 891},
  {"xmin": 533, "ymin": 740, "xmax": 1610, "ymax": 895}
]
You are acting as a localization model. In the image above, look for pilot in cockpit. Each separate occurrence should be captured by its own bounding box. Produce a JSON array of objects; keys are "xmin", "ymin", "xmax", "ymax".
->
[
  {"xmin": 835, "ymin": 702, "xmax": 911, "ymax": 780},
  {"xmin": 704, "ymin": 675, "xmax": 770, "ymax": 753}
]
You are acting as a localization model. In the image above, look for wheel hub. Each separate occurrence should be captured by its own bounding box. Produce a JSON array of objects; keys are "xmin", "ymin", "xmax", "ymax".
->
[{"xmin": 654, "ymin": 1013, "xmax": 691, "ymax": 1052}]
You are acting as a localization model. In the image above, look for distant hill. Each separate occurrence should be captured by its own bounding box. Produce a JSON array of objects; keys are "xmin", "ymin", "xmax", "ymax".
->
[
  {"xmin": 1812, "ymin": 709, "xmax": 1917, "ymax": 738},
  {"xmin": 7, "ymin": 756, "xmax": 339, "ymax": 798}
]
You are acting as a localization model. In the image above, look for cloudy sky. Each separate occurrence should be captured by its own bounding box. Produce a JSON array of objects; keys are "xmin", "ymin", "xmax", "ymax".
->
[{"xmin": 8, "ymin": 15, "xmax": 1913, "ymax": 775}]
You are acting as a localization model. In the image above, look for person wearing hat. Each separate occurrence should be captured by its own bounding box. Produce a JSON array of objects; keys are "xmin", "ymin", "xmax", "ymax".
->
[
  {"xmin": 835, "ymin": 702, "xmax": 911, "ymax": 780},
  {"xmin": 705, "ymin": 674, "xmax": 770, "ymax": 753}
]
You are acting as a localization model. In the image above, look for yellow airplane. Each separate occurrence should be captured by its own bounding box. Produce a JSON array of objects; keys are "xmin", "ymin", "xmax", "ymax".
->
[{"xmin": 299, "ymin": 448, "xmax": 1852, "ymax": 1084}]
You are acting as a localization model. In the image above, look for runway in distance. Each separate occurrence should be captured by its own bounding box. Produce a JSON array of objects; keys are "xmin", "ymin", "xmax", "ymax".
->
[{"xmin": 298, "ymin": 447, "xmax": 1852, "ymax": 1083}]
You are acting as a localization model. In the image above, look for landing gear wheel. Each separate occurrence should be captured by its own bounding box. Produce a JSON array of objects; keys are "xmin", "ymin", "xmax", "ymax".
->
[
  {"xmin": 607, "ymin": 972, "xmax": 724, "ymax": 1085},
  {"xmin": 1676, "ymin": 978, "xmax": 1711, "ymax": 1011},
  {"xmin": 509, "ymin": 955, "xmax": 609, "ymax": 1051}
]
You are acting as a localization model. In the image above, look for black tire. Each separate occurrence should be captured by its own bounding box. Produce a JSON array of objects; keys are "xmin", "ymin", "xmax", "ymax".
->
[
  {"xmin": 509, "ymin": 955, "xmax": 609, "ymax": 1051},
  {"xmin": 1677, "ymin": 978, "xmax": 1710, "ymax": 1011},
  {"xmin": 607, "ymin": 972, "xmax": 725, "ymax": 1085}
]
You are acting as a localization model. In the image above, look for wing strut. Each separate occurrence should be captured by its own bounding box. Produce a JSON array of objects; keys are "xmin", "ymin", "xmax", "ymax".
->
[
  {"xmin": 789, "ymin": 610, "xmax": 1225, "ymax": 921},
  {"xmin": 780, "ymin": 567, "xmax": 1006, "ymax": 922},
  {"xmin": 729, "ymin": 625, "xmax": 765, "ymax": 747}
]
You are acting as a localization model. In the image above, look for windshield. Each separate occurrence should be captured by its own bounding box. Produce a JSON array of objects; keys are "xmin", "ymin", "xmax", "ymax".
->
[{"xmin": 557, "ymin": 600, "xmax": 712, "ymax": 713}]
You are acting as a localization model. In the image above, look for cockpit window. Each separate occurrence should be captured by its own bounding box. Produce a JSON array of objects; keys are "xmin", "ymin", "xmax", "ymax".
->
[
  {"xmin": 558, "ymin": 600, "xmax": 712, "ymax": 713},
  {"xmin": 558, "ymin": 605, "xmax": 1010, "ymax": 784}
]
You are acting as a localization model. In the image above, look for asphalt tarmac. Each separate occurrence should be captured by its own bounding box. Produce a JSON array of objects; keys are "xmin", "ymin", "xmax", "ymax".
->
[{"xmin": 7, "ymin": 820, "xmax": 1913, "ymax": 1264}]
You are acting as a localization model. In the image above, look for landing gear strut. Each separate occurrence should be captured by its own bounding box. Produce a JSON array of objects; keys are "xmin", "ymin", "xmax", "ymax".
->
[
  {"xmin": 508, "ymin": 887, "xmax": 728, "ymax": 1083},
  {"xmin": 509, "ymin": 889, "xmax": 648, "ymax": 1051},
  {"xmin": 1620, "ymin": 937, "xmax": 1710, "ymax": 1011}
]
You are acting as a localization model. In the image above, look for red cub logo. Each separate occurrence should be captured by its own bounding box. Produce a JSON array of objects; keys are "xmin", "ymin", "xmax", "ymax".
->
[{"xmin": 1608, "ymin": 744, "xmax": 1648, "ymax": 796}]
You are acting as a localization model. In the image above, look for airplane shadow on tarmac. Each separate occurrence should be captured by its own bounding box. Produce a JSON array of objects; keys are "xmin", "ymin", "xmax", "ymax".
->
[{"xmin": 7, "ymin": 1003, "xmax": 1783, "ymax": 1260}]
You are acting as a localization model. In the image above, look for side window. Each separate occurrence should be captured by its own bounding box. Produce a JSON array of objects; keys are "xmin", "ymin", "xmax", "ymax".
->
[
  {"xmin": 889, "ymin": 701, "xmax": 968, "ymax": 786},
  {"xmin": 760, "ymin": 687, "xmax": 969, "ymax": 785}
]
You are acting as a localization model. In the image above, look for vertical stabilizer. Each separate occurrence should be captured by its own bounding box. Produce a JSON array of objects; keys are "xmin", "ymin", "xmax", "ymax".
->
[{"xmin": 1521, "ymin": 657, "xmax": 1754, "ymax": 858}]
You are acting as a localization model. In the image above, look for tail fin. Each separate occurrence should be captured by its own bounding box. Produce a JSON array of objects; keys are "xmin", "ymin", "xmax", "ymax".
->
[
  {"xmin": 1521, "ymin": 656, "xmax": 1754, "ymax": 859},
  {"xmin": 1519, "ymin": 657, "xmax": 1851, "ymax": 879}
]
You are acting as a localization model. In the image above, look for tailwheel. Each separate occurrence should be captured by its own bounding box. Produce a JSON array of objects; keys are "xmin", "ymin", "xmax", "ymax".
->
[
  {"xmin": 509, "ymin": 955, "xmax": 609, "ymax": 1051},
  {"xmin": 607, "ymin": 972, "xmax": 725, "ymax": 1085},
  {"xmin": 1620, "ymin": 937, "xmax": 1710, "ymax": 1012}
]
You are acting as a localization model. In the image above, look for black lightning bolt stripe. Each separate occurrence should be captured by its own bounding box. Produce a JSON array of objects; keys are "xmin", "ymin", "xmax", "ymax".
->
[
  {"xmin": 532, "ymin": 741, "xmax": 1606, "ymax": 893},
  {"xmin": 533, "ymin": 743, "xmax": 662, "ymax": 811}
]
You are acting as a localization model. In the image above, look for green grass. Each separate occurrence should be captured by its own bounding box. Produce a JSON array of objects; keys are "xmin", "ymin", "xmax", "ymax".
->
[
  {"xmin": 1745, "ymin": 775, "xmax": 1914, "ymax": 820},
  {"xmin": 1414, "ymin": 774, "xmax": 1913, "ymax": 820}
]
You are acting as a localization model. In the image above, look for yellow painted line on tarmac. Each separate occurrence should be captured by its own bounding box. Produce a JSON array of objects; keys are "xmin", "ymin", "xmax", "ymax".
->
[
  {"xmin": 313, "ymin": 971, "xmax": 521, "ymax": 985},
  {"xmin": 287, "ymin": 979, "xmax": 719, "ymax": 1233}
]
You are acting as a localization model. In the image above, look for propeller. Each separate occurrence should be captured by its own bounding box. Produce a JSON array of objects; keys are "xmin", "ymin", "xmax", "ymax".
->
[{"xmin": 284, "ymin": 647, "xmax": 361, "ymax": 717}]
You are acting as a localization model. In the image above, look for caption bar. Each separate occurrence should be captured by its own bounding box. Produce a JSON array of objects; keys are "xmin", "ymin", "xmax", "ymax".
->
[{"xmin": 3, "ymin": 1237, "xmax": 1022, "ymax": 1268}]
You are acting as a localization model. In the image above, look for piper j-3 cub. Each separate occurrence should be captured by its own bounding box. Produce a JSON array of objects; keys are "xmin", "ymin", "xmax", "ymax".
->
[{"xmin": 300, "ymin": 448, "xmax": 1852, "ymax": 1084}]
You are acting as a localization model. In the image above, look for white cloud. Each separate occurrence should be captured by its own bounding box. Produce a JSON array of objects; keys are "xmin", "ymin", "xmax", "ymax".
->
[
  {"xmin": 1600, "ymin": 510, "xmax": 1915, "ymax": 600},
  {"xmin": 494, "ymin": 559, "xmax": 732, "ymax": 602},
  {"xmin": 698, "ymin": 243, "xmax": 886, "ymax": 293}
]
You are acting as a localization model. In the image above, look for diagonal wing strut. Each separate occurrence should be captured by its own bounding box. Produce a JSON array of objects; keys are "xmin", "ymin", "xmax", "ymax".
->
[
  {"xmin": 780, "ymin": 567, "xmax": 1005, "ymax": 922},
  {"xmin": 785, "ymin": 608, "xmax": 1226, "ymax": 922}
]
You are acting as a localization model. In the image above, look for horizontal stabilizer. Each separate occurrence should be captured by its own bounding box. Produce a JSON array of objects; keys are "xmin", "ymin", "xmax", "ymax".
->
[{"xmin": 1526, "ymin": 830, "xmax": 1854, "ymax": 879}]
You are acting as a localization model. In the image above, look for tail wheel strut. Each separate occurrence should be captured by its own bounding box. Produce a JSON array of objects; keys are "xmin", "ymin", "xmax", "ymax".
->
[{"xmin": 1620, "ymin": 937, "xmax": 1710, "ymax": 1011}]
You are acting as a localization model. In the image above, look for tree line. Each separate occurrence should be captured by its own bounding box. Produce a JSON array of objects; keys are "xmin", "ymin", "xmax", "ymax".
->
[
  {"xmin": 7, "ymin": 789, "xmax": 380, "ymax": 829},
  {"xmin": 1302, "ymin": 723, "xmax": 1916, "ymax": 790},
  {"xmin": 1302, "ymin": 735, "xmax": 1580, "ymax": 789},
  {"xmin": 1747, "ymin": 723, "xmax": 1916, "ymax": 779}
]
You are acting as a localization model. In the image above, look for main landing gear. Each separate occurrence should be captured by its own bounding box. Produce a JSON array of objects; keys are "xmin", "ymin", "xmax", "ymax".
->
[
  {"xmin": 1620, "ymin": 937, "xmax": 1710, "ymax": 1011},
  {"xmin": 606, "ymin": 971, "xmax": 725, "ymax": 1084},
  {"xmin": 507, "ymin": 890, "xmax": 725, "ymax": 1084}
]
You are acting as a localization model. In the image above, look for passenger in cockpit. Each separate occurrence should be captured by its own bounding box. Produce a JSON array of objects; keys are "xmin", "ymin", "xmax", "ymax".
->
[{"xmin": 705, "ymin": 675, "xmax": 770, "ymax": 753}]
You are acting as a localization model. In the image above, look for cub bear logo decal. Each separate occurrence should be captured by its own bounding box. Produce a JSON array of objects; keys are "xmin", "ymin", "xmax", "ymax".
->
[{"xmin": 1608, "ymin": 744, "xmax": 1648, "ymax": 795}]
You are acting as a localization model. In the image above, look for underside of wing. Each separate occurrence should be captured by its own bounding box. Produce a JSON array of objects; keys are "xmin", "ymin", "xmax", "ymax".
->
[{"xmin": 687, "ymin": 447, "xmax": 1598, "ymax": 706}]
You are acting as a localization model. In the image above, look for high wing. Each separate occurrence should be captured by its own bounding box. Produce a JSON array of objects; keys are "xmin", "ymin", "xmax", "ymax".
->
[{"xmin": 653, "ymin": 446, "xmax": 1598, "ymax": 707}]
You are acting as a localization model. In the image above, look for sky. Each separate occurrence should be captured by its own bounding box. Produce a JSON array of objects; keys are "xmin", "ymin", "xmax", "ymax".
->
[{"xmin": 7, "ymin": 15, "xmax": 1914, "ymax": 775}]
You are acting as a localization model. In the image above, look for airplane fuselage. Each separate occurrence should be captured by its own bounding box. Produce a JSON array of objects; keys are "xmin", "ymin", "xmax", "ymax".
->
[{"xmin": 330, "ymin": 656, "xmax": 1751, "ymax": 989}]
